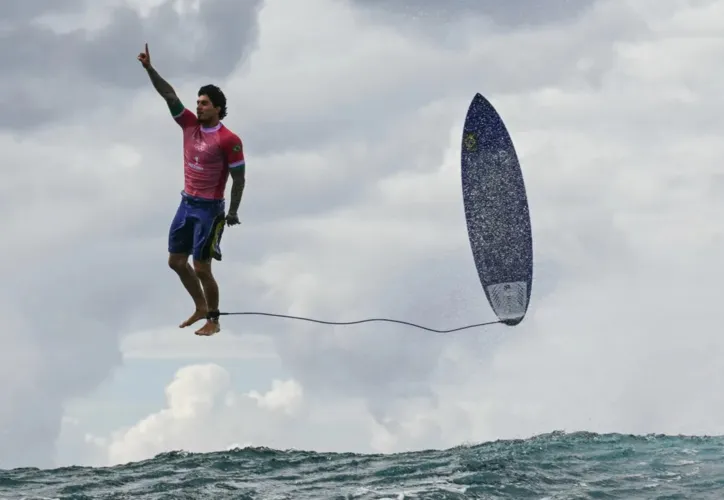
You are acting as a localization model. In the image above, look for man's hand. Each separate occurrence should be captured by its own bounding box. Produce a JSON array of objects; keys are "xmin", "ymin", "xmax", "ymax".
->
[
  {"xmin": 139, "ymin": 44, "xmax": 179, "ymax": 105},
  {"xmin": 137, "ymin": 43, "xmax": 151, "ymax": 68},
  {"xmin": 226, "ymin": 212, "xmax": 241, "ymax": 226}
]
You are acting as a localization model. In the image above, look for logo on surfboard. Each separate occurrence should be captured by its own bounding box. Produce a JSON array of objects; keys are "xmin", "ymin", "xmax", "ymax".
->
[{"xmin": 463, "ymin": 132, "xmax": 477, "ymax": 151}]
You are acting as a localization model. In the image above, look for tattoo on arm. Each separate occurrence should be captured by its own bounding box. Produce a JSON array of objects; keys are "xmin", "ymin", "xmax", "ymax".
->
[
  {"xmin": 229, "ymin": 170, "xmax": 245, "ymax": 214},
  {"xmin": 146, "ymin": 66, "xmax": 179, "ymax": 105}
]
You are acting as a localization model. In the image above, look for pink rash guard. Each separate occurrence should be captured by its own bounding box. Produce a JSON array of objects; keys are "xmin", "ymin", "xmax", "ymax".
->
[{"xmin": 172, "ymin": 107, "xmax": 245, "ymax": 200}]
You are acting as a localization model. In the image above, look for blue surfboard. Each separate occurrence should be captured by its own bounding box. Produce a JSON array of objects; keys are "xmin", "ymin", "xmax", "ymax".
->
[{"xmin": 460, "ymin": 93, "xmax": 533, "ymax": 326}]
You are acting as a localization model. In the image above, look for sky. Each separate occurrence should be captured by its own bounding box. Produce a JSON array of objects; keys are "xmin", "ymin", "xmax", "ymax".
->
[{"xmin": 1, "ymin": 0, "xmax": 724, "ymax": 469}]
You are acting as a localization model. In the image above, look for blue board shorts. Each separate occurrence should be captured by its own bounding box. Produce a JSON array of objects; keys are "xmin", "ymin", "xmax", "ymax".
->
[{"xmin": 168, "ymin": 192, "xmax": 226, "ymax": 261}]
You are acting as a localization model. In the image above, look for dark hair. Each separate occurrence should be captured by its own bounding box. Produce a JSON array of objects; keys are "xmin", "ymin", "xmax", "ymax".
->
[{"xmin": 198, "ymin": 84, "xmax": 227, "ymax": 119}]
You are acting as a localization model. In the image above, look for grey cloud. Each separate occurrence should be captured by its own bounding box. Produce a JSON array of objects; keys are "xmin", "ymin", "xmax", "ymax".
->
[
  {"xmin": 263, "ymin": 236, "xmax": 494, "ymax": 403},
  {"xmin": 0, "ymin": 0, "xmax": 262, "ymax": 130},
  {"xmin": 0, "ymin": 240, "xmax": 145, "ymax": 467},
  {"xmin": 1, "ymin": 0, "xmax": 82, "ymax": 24},
  {"xmin": 0, "ymin": 160, "xmax": 184, "ymax": 467},
  {"xmin": 84, "ymin": 0, "xmax": 262, "ymax": 87},
  {"xmin": 236, "ymin": 1, "xmax": 648, "ymax": 165},
  {"xmin": 242, "ymin": 110, "xmax": 457, "ymax": 224},
  {"xmin": 347, "ymin": 0, "xmax": 597, "ymax": 27}
]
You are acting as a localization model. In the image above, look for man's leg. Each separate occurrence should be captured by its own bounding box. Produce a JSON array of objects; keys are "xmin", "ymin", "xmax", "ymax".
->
[
  {"xmin": 191, "ymin": 209, "xmax": 226, "ymax": 336},
  {"xmin": 168, "ymin": 253, "xmax": 209, "ymax": 327},
  {"xmin": 192, "ymin": 258, "xmax": 221, "ymax": 336},
  {"xmin": 168, "ymin": 198, "xmax": 209, "ymax": 328}
]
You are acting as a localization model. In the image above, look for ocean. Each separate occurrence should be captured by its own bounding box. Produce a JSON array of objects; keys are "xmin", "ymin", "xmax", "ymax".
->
[{"xmin": 1, "ymin": 431, "xmax": 722, "ymax": 499}]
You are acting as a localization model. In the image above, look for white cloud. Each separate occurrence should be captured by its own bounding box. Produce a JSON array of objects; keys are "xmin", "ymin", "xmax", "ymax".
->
[
  {"xmin": 101, "ymin": 364, "xmax": 305, "ymax": 465},
  {"xmin": 247, "ymin": 379, "xmax": 303, "ymax": 416}
]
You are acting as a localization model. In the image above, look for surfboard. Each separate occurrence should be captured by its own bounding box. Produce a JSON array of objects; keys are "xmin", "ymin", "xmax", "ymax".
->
[{"xmin": 460, "ymin": 92, "xmax": 533, "ymax": 326}]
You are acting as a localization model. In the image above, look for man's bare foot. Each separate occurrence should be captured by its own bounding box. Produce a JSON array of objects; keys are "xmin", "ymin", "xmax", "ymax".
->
[
  {"xmin": 195, "ymin": 319, "xmax": 220, "ymax": 336},
  {"xmin": 180, "ymin": 309, "xmax": 208, "ymax": 328}
]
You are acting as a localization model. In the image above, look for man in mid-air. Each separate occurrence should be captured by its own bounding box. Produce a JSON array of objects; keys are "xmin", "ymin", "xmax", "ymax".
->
[{"xmin": 137, "ymin": 43, "xmax": 246, "ymax": 337}]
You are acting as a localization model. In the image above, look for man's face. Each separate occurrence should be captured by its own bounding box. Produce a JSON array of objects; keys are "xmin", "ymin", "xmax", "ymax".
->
[{"xmin": 196, "ymin": 95, "xmax": 218, "ymax": 122}]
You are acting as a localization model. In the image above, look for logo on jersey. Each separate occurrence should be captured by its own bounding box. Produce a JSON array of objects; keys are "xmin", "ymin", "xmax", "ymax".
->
[
  {"xmin": 188, "ymin": 156, "xmax": 204, "ymax": 171},
  {"xmin": 232, "ymin": 144, "xmax": 241, "ymax": 152}
]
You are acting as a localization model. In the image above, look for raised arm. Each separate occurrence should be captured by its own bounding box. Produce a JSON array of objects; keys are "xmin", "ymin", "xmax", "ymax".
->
[
  {"xmin": 146, "ymin": 66, "xmax": 180, "ymax": 104},
  {"xmin": 137, "ymin": 43, "xmax": 185, "ymax": 117}
]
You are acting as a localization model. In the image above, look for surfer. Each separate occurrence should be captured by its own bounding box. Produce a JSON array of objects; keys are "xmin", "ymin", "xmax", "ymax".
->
[{"xmin": 137, "ymin": 43, "xmax": 246, "ymax": 337}]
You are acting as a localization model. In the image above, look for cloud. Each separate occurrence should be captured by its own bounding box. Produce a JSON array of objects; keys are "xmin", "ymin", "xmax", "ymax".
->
[
  {"xmin": 2, "ymin": 0, "xmax": 82, "ymax": 24},
  {"xmin": 347, "ymin": 0, "xmax": 597, "ymax": 27},
  {"xmin": 0, "ymin": 0, "xmax": 262, "ymax": 130},
  {"xmin": 5, "ymin": 0, "xmax": 724, "ymax": 469},
  {"xmin": 101, "ymin": 364, "xmax": 306, "ymax": 465}
]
